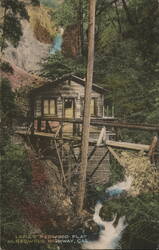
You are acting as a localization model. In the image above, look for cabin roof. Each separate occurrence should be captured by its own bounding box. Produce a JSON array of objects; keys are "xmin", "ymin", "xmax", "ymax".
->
[{"xmin": 29, "ymin": 74, "xmax": 108, "ymax": 95}]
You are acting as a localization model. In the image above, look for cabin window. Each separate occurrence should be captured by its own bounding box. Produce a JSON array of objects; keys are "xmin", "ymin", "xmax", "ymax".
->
[
  {"xmin": 80, "ymin": 97, "xmax": 98, "ymax": 116},
  {"xmin": 35, "ymin": 99, "xmax": 41, "ymax": 117},
  {"xmin": 64, "ymin": 98, "xmax": 74, "ymax": 118},
  {"xmin": 90, "ymin": 98, "xmax": 98, "ymax": 116},
  {"xmin": 43, "ymin": 99, "xmax": 56, "ymax": 115},
  {"xmin": 90, "ymin": 98, "xmax": 95, "ymax": 116}
]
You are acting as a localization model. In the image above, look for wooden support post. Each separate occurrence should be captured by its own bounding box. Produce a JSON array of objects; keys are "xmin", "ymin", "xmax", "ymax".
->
[
  {"xmin": 59, "ymin": 121, "xmax": 63, "ymax": 138},
  {"xmin": 112, "ymin": 105, "xmax": 115, "ymax": 117},
  {"xmin": 77, "ymin": 0, "xmax": 96, "ymax": 215},
  {"xmin": 30, "ymin": 122, "xmax": 34, "ymax": 135},
  {"xmin": 97, "ymin": 127, "xmax": 106, "ymax": 146},
  {"xmin": 107, "ymin": 146, "xmax": 125, "ymax": 168},
  {"xmin": 77, "ymin": 123, "xmax": 81, "ymax": 136},
  {"xmin": 106, "ymin": 105, "xmax": 109, "ymax": 117},
  {"xmin": 67, "ymin": 160, "xmax": 72, "ymax": 191},
  {"xmin": 46, "ymin": 121, "xmax": 52, "ymax": 133},
  {"xmin": 77, "ymin": 149, "xmax": 82, "ymax": 163},
  {"xmin": 55, "ymin": 125, "xmax": 62, "ymax": 138},
  {"xmin": 88, "ymin": 146, "xmax": 97, "ymax": 160},
  {"xmin": 67, "ymin": 145, "xmax": 73, "ymax": 191},
  {"xmin": 29, "ymin": 98, "xmax": 34, "ymax": 135},
  {"xmin": 37, "ymin": 118, "xmax": 41, "ymax": 132},
  {"xmin": 106, "ymin": 140, "xmax": 150, "ymax": 151},
  {"xmin": 70, "ymin": 143, "xmax": 78, "ymax": 163},
  {"xmin": 49, "ymin": 139, "xmax": 62, "ymax": 184},
  {"xmin": 148, "ymin": 136, "xmax": 158, "ymax": 163},
  {"xmin": 115, "ymin": 127, "xmax": 119, "ymax": 141},
  {"xmin": 54, "ymin": 139, "xmax": 67, "ymax": 187},
  {"xmin": 73, "ymin": 123, "xmax": 76, "ymax": 136}
]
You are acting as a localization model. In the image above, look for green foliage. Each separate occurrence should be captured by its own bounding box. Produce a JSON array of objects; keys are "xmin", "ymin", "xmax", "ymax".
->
[
  {"xmin": 108, "ymin": 157, "xmax": 125, "ymax": 185},
  {"xmin": 54, "ymin": 0, "xmax": 88, "ymax": 55},
  {"xmin": 54, "ymin": 0, "xmax": 81, "ymax": 27},
  {"xmin": 0, "ymin": 78, "xmax": 26, "ymax": 154},
  {"xmin": 40, "ymin": 0, "xmax": 61, "ymax": 9},
  {"xmin": 31, "ymin": 0, "xmax": 40, "ymax": 6},
  {"xmin": 0, "ymin": 0, "xmax": 41, "ymax": 51},
  {"xmin": 101, "ymin": 193, "xmax": 159, "ymax": 249},
  {"xmin": 100, "ymin": 149, "xmax": 159, "ymax": 249},
  {"xmin": 1, "ymin": 0, "xmax": 29, "ymax": 19},
  {"xmin": 121, "ymin": 151, "xmax": 159, "ymax": 195},
  {"xmin": 1, "ymin": 77, "xmax": 26, "ymax": 127},
  {"xmin": 41, "ymin": 52, "xmax": 86, "ymax": 79},
  {"xmin": 1, "ymin": 13, "xmax": 23, "ymax": 47},
  {"xmin": 1, "ymin": 206, "xmax": 29, "ymax": 249},
  {"xmin": 0, "ymin": 0, "xmax": 29, "ymax": 50},
  {"xmin": 1, "ymin": 78, "xmax": 16, "ymax": 126},
  {"xmin": 1, "ymin": 143, "xmax": 32, "ymax": 201},
  {"xmin": 94, "ymin": 0, "xmax": 159, "ymax": 123},
  {"xmin": 1, "ymin": 142, "xmax": 32, "ymax": 249},
  {"xmin": 0, "ymin": 61, "xmax": 14, "ymax": 73},
  {"xmin": 42, "ymin": 0, "xmax": 159, "ymax": 124}
]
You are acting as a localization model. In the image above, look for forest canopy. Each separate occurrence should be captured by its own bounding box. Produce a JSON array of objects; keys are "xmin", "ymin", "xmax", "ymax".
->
[{"xmin": 41, "ymin": 0, "xmax": 159, "ymax": 124}]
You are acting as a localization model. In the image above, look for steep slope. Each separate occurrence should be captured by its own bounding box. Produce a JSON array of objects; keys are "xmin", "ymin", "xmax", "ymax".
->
[
  {"xmin": 1, "ymin": 61, "xmax": 45, "ymax": 90},
  {"xmin": 4, "ymin": 5, "xmax": 56, "ymax": 73}
]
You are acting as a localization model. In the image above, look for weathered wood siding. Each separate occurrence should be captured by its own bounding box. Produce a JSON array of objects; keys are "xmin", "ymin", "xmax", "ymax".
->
[{"xmin": 33, "ymin": 79, "xmax": 104, "ymax": 119}]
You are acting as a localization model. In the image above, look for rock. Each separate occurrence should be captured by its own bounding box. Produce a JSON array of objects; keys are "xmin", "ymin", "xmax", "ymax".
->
[{"xmin": 5, "ymin": 20, "xmax": 51, "ymax": 73}]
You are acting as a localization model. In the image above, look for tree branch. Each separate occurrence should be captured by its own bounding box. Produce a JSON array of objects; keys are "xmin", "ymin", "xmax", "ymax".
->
[
  {"xmin": 115, "ymin": 0, "xmax": 122, "ymax": 34},
  {"xmin": 121, "ymin": 0, "xmax": 134, "ymax": 25}
]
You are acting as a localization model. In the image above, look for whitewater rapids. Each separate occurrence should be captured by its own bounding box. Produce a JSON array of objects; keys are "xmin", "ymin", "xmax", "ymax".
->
[{"xmin": 82, "ymin": 176, "xmax": 132, "ymax": 249}]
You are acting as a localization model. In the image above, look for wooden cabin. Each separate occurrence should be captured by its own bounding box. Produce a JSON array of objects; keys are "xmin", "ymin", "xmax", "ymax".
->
[
  {"xmin": 18, "ymin": 76, "xmax": 159, "ymax": 185},
  {"xmin": 29, "ymin": 74, "xmax": 114, "ymax": 136},
  {"xmin": 18, "ymin": 74, "xmax": 118, "ymax": 185}
]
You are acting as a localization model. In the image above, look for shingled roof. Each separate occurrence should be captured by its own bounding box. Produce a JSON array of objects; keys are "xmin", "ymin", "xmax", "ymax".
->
[{"xmin": 29, "ymin": 74, "xmax": 108, "ymax": 95}]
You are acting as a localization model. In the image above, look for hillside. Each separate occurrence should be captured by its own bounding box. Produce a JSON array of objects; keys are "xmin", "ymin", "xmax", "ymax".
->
[
  {"xmin": 4, "ymin": 5, "xmax": 56, "ymax": 73},
  {"xmin": 1, "ymin": 61, "xmax": 45, "ymax": 90}
]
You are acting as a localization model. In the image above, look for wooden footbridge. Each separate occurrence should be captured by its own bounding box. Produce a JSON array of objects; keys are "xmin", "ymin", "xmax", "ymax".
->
[
  {"xmin": 16, "ymin": 117, "xmax": 159, "ymax": 148},
  {"xmin": 16, "ymin": 118, "xmax": 159, "ymax": 186}
]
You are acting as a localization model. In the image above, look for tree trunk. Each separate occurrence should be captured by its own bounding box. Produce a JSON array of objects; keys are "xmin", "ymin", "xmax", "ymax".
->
[
  {"xmin": 77, "ymin": 0, "xmax": 96, "ymax": 215},
  {"xmin": 79, "ymin": 0, "xmax": 84, "ymax": 56},
  {"xmin": 0, "ymin": 6, "xmax": 7, "ymax": 54}
]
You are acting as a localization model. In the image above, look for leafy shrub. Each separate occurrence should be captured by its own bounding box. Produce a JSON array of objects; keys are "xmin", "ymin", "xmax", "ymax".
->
[
  {"xmin": 1, "ymin": 142, "xmax": 32, "ymax": 248},
  {"xmin": 121, "ymin": 152, "xmax": 159, "ymax": 195},
  {"xmin": 101, "ymin": 193, "xmax": 159, "ymax": 249}
]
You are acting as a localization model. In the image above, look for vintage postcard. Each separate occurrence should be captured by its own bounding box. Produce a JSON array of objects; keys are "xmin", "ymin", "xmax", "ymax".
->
[{"xmin": 1, "ymin": 0, "xmax": 159, "ymax": 250}]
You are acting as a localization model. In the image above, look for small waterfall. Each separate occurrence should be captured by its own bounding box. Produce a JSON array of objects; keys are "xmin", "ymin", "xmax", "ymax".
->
[
  {"xmin": 50, "ymin": 27, "xmax": 64, "ymax": 54},
  {"xmin": 105, "ymin": 176, "xmax": 133, "ymax": 198},
  {"xmin": 82, "ymin": 176, "xmax": 133, "ymax": 250}
]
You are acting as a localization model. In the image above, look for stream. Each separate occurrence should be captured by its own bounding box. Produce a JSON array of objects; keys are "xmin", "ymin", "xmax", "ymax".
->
[{"xmin": 82, "ymin": 176, "xmax": 133, "ymax": 249}]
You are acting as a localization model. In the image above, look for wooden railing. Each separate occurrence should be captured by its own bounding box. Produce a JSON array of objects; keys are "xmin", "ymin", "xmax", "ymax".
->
[{"xmin": 31, "ymin": 117, "xmax": 159, "ymax": 134}]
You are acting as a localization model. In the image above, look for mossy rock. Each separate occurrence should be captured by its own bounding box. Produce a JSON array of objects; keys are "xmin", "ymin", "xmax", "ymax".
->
[{"xmin": 27, "ymin": 5, "xmax": 56, "ymax": 44}]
